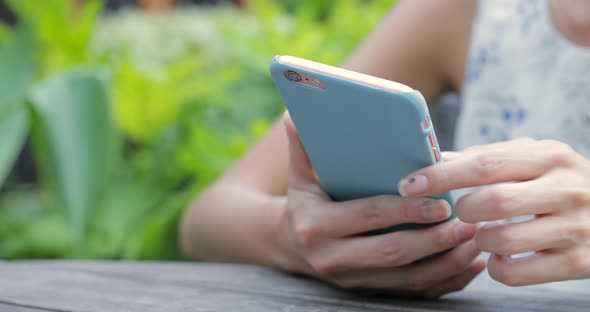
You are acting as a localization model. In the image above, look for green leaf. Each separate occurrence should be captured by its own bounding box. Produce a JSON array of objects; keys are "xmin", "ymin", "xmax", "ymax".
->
[
  {"xmin": 0, "ymin": 211, "xmax": 71, "ymax": 259},
  {"xmin": 0, "ymin": 27, "xmax": 34, "ymax": 109},
  {"xmin": 84, "ymin": 168, "xmax": 169, "ymax": 259},
  {"xmin": 30, "ymin": 69, "xmax": 115, "ymax": 241},
  {"xmin": 0, "ymin": 26, "xmax": 35, "ymax": 189},
  {"xmin": 7, "ymin": 0, "xmax": 102, "ymax": 77},
  {"xmin": 123, "ymin": 188, "xmax": 193, "ymax": 260},
  {"xmin": 0, "ymin": 106, "xmax": 29, "ymax": 188},
  {"xmin": 0, "ymin": 188, "xmax": 45, "ymax": 242}
]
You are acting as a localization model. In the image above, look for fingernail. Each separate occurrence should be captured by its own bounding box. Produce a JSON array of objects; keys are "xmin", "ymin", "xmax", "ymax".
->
[
  {"xmin": 454, "ymin": 222, "xmax": 477, "ymax": 241},
  {"xmin": 420, "ymin": 199, "xmax": 451, "ymax": 220},
  {"xmin": 398, "ymin": 175, "xmax": 428, "ymax": 197}
]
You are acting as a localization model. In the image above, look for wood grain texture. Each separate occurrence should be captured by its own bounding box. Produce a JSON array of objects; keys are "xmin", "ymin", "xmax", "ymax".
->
[{"xmin": 0, "ymin": 261, "xmax": 588, "ymax": 312}]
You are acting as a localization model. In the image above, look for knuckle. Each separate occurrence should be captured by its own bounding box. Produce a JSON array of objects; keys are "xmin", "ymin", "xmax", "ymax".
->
[
  {"xmin": 288, "ymin": 192, "xmax": 314, "ymax": 213},
  {"xmin": 562, "ymin": 223, "xmax": 590, "ymax": 245},
  {"xmin": 402, "ymin": 198, "xmax": 420, "ymax": 221},
  {"xmin": 434, "ymin": 224, "xmax": 456, "ymax": 247},
  {"xmin": 564, "ymin": 250, "xmax": 589, "ymax": 276},
  {"xmin": 308, "ymin": 257, "xmax": 337, "ymax": 276},
  {"xmin": 360, "ymin": 197, "xmax": 387, "ymax": 229},
  {"xmin": 486, "ymin": 189, "xmax": 519, "ymax": 219},
  {"xmin": 380, "ymin": 234, "xmax": 407, "ymax": 266},
  {"xmin": 544, "ymin": 140, "xmax": 576, "ymax": 166},
  {"xmin": 563, "ymin": 188, "xmax": 590, "ymax": 207},
  {"xmin": 474, "ymin": 154, "xmax": 504, "ymax": 180},
  {"xmin": 294, "ymin": 221, "xmax": 321, "ymax": 248}
]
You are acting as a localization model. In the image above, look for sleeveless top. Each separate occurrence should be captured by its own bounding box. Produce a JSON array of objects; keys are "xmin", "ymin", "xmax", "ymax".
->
[{"xmin": 454, "ymin": 0, "xmax": 590, "ymax": 157}]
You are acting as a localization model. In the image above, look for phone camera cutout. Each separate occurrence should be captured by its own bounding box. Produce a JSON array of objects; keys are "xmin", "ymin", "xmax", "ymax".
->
[
  {"xmin": 283, "ymin": 70, "xmax": 326, "ymax": 90},
  {"xmin": 285, "ymin": 70, "xmax": 302, "ymax": 82}
]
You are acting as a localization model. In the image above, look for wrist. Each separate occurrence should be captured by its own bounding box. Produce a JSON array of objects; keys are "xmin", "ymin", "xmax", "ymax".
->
[{"xmin": 263, "ymin": 195, "xmax": 302, "ymax": 273}]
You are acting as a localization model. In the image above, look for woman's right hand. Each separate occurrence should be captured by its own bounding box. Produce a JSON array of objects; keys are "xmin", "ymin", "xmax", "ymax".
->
[{"xmin": 276, "ymin": 113, "xmax": 486, "ymax": 299}]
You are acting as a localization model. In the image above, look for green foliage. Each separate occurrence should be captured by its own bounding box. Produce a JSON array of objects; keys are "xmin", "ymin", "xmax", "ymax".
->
[
  {"xmin": 7, "ymin": 0, "xmax": 102, "ymax": 76},
  {"xmin": 30, "ymin": 70, "xmax": 114, "ymax": 241},
  {"xmin": 0, "ymin": 108, "xmax": 29, "ymax": 188},
  {"xmin": 0, "ymin": 28, "xmax": 34, "ymax": 190},
  {"xmin": 0, "ymin": 0, "xmax": 392, "ymax": 259}
]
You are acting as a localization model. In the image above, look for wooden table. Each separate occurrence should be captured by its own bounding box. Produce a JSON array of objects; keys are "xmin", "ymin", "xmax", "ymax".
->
[{"xmin": 0, "ymin": 261, "xmax": 588, "ymax": 311}]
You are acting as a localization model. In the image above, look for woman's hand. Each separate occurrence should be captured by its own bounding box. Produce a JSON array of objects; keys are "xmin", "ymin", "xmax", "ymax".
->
[
  {"xmin": 277, "ymin": 113, "xmax": 485, "ymax": 298},
  {"xmin": 398, "ymin": 138, "xmax": 590, "ymax": 286}
]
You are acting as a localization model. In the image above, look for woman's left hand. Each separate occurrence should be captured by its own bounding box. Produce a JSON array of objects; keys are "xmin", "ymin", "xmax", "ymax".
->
[{"xmin": 398, "ymin": 138, "xmax": 590, "ymax": 286}]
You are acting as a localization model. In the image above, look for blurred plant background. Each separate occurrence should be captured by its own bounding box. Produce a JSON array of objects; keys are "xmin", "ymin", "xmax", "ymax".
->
[{"xmin": 0, "ymin": 0, "xmax": 393, "ymax": 260}]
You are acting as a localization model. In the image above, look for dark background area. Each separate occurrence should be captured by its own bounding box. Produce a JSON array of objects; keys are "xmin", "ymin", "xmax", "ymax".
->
[{"xmin": 0, "ymin": 0, "xmax": 15, "ymax": 25}]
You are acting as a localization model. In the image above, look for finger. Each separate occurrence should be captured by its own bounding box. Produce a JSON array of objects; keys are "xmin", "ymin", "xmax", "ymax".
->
[
  {"xmin": 422, "ymin": 258, "xmax": 487, "ymax": 299},
  {"xmin": 456, "ymin": 179, "xmax": 572, "ymax": 223},
  {"xmin": 475, "ymin": 216, "xmax": 584, "ymax": 256},
  {"xmin": 283, "ymin": 111, "xmax": 319, "ymax": 189},
  {"xmin": 310, "ymin": 220, "xmax": 477, "ymax": 273},
  {"xmin": 328, "ymin": 240, "xmax": 482, "ymax": 291},
  {"xmin": 308, "ymin": 195, "xmax": 452, "ymax": 237},
  {"xmin": 397, "ymin": 140, "xmax": 553, "ymax": 197},
  {"xmin": 487, "ymin": 249, "xmax": 590, "ymax": 286},
  {"xmin": 441, "ymin": 151, "xmax": 462, "ymax": 162}
]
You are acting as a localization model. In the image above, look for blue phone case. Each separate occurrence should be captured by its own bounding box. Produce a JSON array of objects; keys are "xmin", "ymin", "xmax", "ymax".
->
[{"xmin": 270, "ymin": 56, "xmax": 455, "ymax": 234}]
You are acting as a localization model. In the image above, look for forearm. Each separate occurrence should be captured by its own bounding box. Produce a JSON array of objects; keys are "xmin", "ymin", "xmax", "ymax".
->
[{"xmin": 180, "ymin": 181, "xmax": 292, "ymax": 270}]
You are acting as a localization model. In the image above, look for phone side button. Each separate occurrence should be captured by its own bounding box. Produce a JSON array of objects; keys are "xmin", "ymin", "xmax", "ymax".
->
[
  {"xmin": 428, "ymin": 132, "xmax": 436, "ymax": 147},
  {"xmin": 426, "ymin": 132, "xmax": 440, "ymax": 163},
  {"xmin": 422, "ymin": 117, "xmax": 430, "ymax": 130},
  {"xmin": 432, "ymin": 146, "xmax": 441, "ymax": 163}
]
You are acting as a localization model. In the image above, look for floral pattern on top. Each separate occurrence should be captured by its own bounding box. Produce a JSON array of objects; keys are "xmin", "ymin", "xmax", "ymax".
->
[{"xmin": 455, "ymin": 0, "xmax": 590, "ymax": 159}]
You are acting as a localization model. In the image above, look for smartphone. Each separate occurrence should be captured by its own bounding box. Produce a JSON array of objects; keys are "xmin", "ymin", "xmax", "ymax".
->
[{"xmin": 270, "ymin": 55, "xmax": 455, "ymax": 234}]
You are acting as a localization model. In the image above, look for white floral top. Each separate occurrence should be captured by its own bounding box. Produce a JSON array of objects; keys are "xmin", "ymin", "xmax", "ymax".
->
[
  {"xmin": 454, "ymin": 0, "xmax": 590, "ymax": 157},
  {"xmin": 452, "ymin": 2, "xmax": 590, "ymax": 283}
]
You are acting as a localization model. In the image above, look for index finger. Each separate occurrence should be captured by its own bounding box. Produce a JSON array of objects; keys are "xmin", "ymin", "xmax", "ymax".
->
[
  {"xmin": 313, "ymin": 195, "xmax": 452, "ymax": 237},
  {"xmin": 397, "ymin": 140, "xmax": 553, "ymax": 197}
]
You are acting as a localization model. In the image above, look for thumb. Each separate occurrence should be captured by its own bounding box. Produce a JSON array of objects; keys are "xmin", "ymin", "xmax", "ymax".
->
[{"xmin": 283, "ymin": 111, "xmax": 319, "ymax": 188}]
